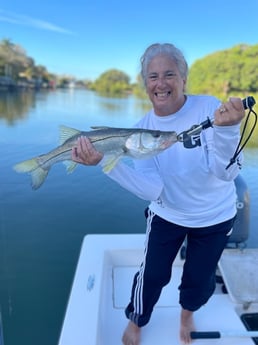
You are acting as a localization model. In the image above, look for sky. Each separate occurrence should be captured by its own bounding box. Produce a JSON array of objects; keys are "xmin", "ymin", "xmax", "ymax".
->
[{"xmin": 0, "ymin": 0, "xmax": 257, "ymax": 82}]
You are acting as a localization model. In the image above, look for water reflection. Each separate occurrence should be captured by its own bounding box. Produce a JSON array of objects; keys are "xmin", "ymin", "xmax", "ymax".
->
[
  {"xmin": 0, "ymin": 90, "xmax": 153, "ymax": 126},
  {"xmin": 0, "ymin": 91, "xmax": 38, "ymax": 125},
  {"xmin": 98, "ymin": 94, "xmax": 151, "ymax": 118}
]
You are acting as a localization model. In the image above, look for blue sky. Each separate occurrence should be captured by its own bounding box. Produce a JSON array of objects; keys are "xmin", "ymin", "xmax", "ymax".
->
[{"xmin": 0, "ymin": 0, "xmax": 257, "ymax": 82}]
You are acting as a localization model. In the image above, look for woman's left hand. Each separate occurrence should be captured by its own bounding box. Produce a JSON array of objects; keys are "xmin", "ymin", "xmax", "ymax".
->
[{"xmin": 214, "ymin": 97, "xmax": 245, "ymax": 126}]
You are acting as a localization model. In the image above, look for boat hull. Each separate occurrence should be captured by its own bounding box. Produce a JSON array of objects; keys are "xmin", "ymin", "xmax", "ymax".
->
[{"xmin": 58, "ymin": 234, "xmax": 258, "ymax": 345}]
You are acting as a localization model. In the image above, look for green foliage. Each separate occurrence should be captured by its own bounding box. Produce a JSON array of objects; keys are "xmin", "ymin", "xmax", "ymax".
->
[
  {"xmin": 0, "ymin": 39, "xmax": 32, "ymax": 80},
  {"xmin": 241, "ymin": 99, "xmax": 258, "ymax": 148},
  {"xmin": 187, "ymin": 44, "xmax": 258, "ymax": 148},
  {"xmin": 132, "ymin": 74, "xmax": 149, "ymax": 99},
  {"xmin": 0, "ymin": 38, "xmax": 56, "ymax": 84},
  {"xmin": 91, "ymin": 69, "xmax": 132, "ymax": 96},
  {"xmin": 188, "ymin": 44, "xmax": 258, "ymax": 100}
]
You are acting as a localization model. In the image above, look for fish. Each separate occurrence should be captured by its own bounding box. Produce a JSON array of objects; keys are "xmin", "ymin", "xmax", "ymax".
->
[{"xmin": 13, "ymin": 125, "xmax": 178, "ymax": 189}]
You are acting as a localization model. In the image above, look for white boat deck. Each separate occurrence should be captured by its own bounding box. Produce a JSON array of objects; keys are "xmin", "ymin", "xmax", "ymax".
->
[{"xmin": 58, "ymin": 234, "xmax": 257, "ymax": 345}]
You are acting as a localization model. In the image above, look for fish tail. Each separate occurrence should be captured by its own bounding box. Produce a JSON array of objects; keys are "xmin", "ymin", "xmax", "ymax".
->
[
  {"xmin": 13, "ymin": 158, "xmax": 39, "ymax": 173},
  {"xmin": 30, "ymin": 167, "xmax": 49, "ymax": 190},
  {"xmin": 13, "ymin": 158, "xmax": 49, "ymax": 190}
]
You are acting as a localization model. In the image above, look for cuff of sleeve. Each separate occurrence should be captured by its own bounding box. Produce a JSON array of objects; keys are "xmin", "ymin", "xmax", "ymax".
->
[{"xmin": 213, "ymin": 123, "xmax": 241, "ymax": 137}]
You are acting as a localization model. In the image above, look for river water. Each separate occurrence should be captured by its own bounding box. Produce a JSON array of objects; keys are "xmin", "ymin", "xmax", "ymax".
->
[{"xmin": 0, "ymin": 89, "xmax": 257, "ymax": 345}]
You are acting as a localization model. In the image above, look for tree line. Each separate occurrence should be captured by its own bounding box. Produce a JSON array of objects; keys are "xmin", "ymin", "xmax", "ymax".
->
[
  {"xmin": 0, "ymin": 38, "xmax": 257, "ymax": 101},
  {"xmin": 0, "ymin": 39, "xmax": 89, "ymax": 89},
  {"xmin": 0, "ymin": 39, "xmax": 257, "ymax": 146},
  {"xmin": 188, "ymin": 44, "xmax": 258, "ymax": 100}
]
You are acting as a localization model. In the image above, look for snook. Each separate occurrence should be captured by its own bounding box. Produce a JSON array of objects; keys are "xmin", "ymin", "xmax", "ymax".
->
[{"xmin": 13, "ymin": 125, "xmax": 178, "ymax": 189}]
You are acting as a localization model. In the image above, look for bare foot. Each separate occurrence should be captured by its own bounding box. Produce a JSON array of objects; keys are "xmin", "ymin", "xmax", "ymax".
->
[
  {"xmin": 180, "ymin": 309, "xmax": 195, "ymax": 344},
  {"xmin": 122, "ymin": 321, "xmax": 141, "ymax": 345}
]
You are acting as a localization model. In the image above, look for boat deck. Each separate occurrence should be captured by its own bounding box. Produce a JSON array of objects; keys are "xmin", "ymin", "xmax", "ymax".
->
[{"xmin": 58, "ymin": 234, "xmax": 257, "ymax": 345}]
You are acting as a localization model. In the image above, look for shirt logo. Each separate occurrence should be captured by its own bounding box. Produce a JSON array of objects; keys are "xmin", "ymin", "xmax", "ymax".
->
[{"xmin": 182, "ymin": 133, "xmax": 201, "ymax": 148}]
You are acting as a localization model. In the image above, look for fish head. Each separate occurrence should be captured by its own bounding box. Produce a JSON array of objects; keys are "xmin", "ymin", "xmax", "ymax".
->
[{"xmin": 125, "ymin": 130, "xmax": 178, "ymax": 158}]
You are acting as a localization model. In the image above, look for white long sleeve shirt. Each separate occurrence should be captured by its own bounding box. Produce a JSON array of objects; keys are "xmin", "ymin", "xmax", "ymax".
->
[{"xmin": 104, "ymin": 95, "xmax": 242, "ymax": 227}]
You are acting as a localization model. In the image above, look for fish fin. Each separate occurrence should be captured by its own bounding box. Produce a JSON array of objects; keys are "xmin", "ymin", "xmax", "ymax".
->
[
  {"xmin": 90, "ymin": 126, "xmax": 110, "ymax": 130},
  {"xmin": 63, "ymin": 160, "xmax": 78, "ymax": 174},
  {"xmin": 13, "ymin": 158, "xmax": 49, "ymax": 190},
  {"xmin": 101, "ymin": 155, "xmax": 121, "ymax": 173},
  {"xmin": 30, "ymin": 167, "xmax": 49, "ymax": 190},
  {"xmin": 59, "ymin": 125, "xmax": 81, "ymax": 145},
  {"xmin": 13, "ymin": 158, "xmax": 39, "ymax": 173}
]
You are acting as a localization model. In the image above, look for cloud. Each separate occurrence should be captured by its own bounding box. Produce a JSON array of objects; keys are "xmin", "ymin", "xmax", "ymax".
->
[{"xmin": 0, "ymin": 9, "xmax": 75, "ymax": 35}]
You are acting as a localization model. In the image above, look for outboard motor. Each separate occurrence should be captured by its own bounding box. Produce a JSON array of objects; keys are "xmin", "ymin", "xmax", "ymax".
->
[{"xmin": 227, "ymin": 174, "xmax": 250, "ymax": 247}]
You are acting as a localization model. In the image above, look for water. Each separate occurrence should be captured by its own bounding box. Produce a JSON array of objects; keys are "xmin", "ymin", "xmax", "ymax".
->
[{"xmin": 0, "ymin": 89, "xmax": 257, "ymax": 345}]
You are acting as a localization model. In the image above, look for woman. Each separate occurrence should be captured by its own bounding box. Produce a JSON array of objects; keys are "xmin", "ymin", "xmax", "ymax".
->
[{"xmin": 72, "ymin": 43, "xmax": 245, "ymax": 344}]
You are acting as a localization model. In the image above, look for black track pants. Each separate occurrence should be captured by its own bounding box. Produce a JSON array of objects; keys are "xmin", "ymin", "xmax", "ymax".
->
[{"xmin": 125, "ymin": 208, "xmax": 235, "ymax": 327}]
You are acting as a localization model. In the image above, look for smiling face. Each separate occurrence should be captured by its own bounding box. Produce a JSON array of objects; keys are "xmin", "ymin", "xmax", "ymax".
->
[{"xmin": 146, "ymin": 54, "xmax": 187, "ymax": 116}]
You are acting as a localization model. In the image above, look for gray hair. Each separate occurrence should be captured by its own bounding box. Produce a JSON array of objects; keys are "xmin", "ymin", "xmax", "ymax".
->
[{"xmin": 140, "ymin": 43, "xmax": 188, "ymax": 85}]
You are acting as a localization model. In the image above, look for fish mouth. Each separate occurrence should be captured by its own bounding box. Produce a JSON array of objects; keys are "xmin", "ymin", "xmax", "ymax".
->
[
  {"xmin": 160, "ymin": 138, "xmax": 176, "ymax": 149},
  {"xmin": 154, "ymin": 91, "xmax": 171, "ymax": 99}
]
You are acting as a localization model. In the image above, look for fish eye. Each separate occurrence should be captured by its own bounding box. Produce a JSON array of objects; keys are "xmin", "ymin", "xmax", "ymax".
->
[{"xmin": 152, "ymin": 132, "xmax": 161, "ymax": 138}]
